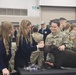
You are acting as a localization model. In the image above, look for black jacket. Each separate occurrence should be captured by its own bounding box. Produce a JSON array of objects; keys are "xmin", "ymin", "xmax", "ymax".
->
[
  {"xmin": 14, "ymin": 37, "xmax": 37, "ymax": 70},
  {"xmin": 0, "ymin": 38, "xmax": 11, "ymax": 71},
  {"xmin": 39, "ymin": 28, "xmax": 51, "ymax": 42}
]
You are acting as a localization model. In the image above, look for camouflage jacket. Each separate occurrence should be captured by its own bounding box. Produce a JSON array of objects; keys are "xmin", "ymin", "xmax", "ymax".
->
[
  {"xmin": 32, "ymin": 32, "xmax": 43, "ymax": 43},
  {"xmin": 45, "ymin": 31, "xmax": 69, "ymax": 47},
  {"xmin": 68, "ymin": 31, "xmax": 76, "ymax": 51}
]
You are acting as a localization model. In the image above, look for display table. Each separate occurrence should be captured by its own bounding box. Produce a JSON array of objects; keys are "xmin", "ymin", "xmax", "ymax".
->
[
  {"xmin": 0, "ymin": 72, "xmax": 18, "ymax": 75},
  {"xmin": 18, "ymin": 68, "xmax": 76, "ymax": 75}
]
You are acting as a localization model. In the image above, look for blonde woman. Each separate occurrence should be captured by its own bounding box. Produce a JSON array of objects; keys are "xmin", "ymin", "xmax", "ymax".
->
[
  {"xmin": 14, "ymin": 20, "xmax": 44, "ymax": 70},
  {"xmin": 0, "ymin": 21, "xmax": 14, "ymax": 75}
]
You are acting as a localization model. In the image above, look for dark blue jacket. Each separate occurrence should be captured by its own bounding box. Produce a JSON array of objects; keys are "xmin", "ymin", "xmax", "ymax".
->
[
  {"xmin": 39, "ymin": 28, "xmax": 51, "ymax": 42},
  {"xmin": 14, "ymin": 37, "xmax": 37, "ymax": 70},
  {"xmin": 0, "ymin": 38, "xmax": 11, "ymax": 71}
]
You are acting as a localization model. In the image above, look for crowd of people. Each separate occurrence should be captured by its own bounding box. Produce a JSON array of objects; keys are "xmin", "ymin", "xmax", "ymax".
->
[{"xmin": 0, "ymin": 17, "xmax": 76, "ymax": 75}]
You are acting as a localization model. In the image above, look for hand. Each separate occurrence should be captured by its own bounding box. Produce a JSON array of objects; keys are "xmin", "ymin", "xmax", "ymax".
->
[
  {"xmin": 58, "ymin": 45, "xmax": 65, "ymax": 51},
  {"xmin": 45, "ymin": 62, "xmax": 54, "ymax": 66},
  {"xmin": 69, "ymin": 36, "xmax": 75, "ymax": 41},
  {"xmin": 2, "ymin": 68, "xmax": 10, "ymax": 75}
]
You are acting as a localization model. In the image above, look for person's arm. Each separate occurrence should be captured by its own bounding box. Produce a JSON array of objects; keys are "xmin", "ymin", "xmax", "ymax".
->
[
  {"xmin": 2, "ymin": 68, "xmax": 10, "ymax": 75},
  {"xmin": 0, "ymin": 40, "xmax": 10, "ymax": 75},
  {"xmin": 58, "ymin": 33, "xmax": 69, "ymax": 51},
  {"xmin": 58, "ymin": 45, "xmax": 65, "ymax": 51},
  {"xmin": 0, "ymin": 54, "xmax": 6, "ymax": 71},
  {"xmin": 19, "ymin": 37, "xmax": 44, "ymax": 53},
  {"xmin": 0, "ymin": 55, "xmax": 10, "ymax": 75}
]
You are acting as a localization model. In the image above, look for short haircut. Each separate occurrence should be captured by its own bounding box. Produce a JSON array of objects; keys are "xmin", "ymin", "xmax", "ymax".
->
[
  {"xmin": 59, "ymin": 17, "xmax": 67, "ymax": 21},
  {"xmin": 64, "ymin": 22, "xmax": 71, "ymax": 30},
  {"xmin": 52, "ymin": 20, "xmax": 60, "ymax": 27},
  {"xmin": 32, "ymin": 26, "xmax": 38, "ymax": 32},
  {"xmin": 49, "ymin": 19, "xmax": 59, "ymax": 25}
]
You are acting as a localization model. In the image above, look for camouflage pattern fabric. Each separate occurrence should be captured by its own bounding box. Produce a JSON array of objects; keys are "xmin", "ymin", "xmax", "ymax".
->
[
  {"xmin": 9, "ymin": 42, "xmax": 17, "ymax": 72},
  {"xmin": 45, "ymin": 31, "xmax": 69, "ymax": 62},
  {"xmin": 30, "ymin": 33, "xmax": 44, "ymax": 67},
  {"xmin": 68, "ymin": 31, "xmax": 76, "ymax": 51}
]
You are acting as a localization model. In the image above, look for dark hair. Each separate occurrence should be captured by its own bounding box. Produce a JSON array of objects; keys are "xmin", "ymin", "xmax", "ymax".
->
[
  {"xmin": 32, "ymin": 26, "xmax": 38, "ymax": 32},
  {"xmin": 70, "ymin": 23, "xmax": 76, "ymax": 31},
  {"xmin": 64, "ymin": 22, "xmax": 71, "ymax": 30},
  {"xmin": 52, "ymin": 20, "xmax": 60, "ymax": 27},
  {"xmin": 49, "ymin": 19, "xmax": 59, "ymax": 25},
  {"xmin": 59, "ymin": 17, "xmax": 67, "ymax": 21}
]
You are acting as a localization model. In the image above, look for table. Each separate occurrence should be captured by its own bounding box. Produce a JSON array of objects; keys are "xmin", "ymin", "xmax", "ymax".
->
[{"xmin": 18, "ymin": 68, "xmax": 76, "ymax": 75}]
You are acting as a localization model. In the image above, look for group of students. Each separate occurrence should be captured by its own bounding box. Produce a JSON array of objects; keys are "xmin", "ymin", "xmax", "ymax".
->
[
  {"xmin": 0, "ymin": 20, "xmax": 45, "ymax": 75},
  {"xmin": 0, "ymin": 18, "xmax": 76, "ymax": 75}
]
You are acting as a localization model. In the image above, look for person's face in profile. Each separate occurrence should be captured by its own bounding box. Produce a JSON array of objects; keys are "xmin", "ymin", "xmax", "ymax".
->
[
  {"xmin": 9, "ymin": 25, "xmax": 14, "ymax": 35},
  {"xmin": 72, "ymin": 27, "xmax": 76, "ymax": 32},
  {"xmin": 25, "ymin": 25, "xmax": 32, "ymax": 34},
  {"xmin": 61, "ymin": 20, "xmax": 67, "ymax": 28}
]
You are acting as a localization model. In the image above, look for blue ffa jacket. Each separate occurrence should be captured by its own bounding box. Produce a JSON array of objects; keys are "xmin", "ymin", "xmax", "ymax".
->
[
  {"xmin": 39, "ymin": 28, "xmax": 51, "ymax": 42},
  {"xmin": 0, "ymin": 38, "xmax": 11, "ymax": 71},
  {"xmin": 14, "ymin": 37, "xmax": 37, "ymax": 70}
]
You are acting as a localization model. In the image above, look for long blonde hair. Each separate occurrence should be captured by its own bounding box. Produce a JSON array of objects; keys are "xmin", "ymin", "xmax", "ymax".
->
[
  {"xmin": 17, "ymin": 19, "xmax": 32, "ymax": 47},
  {"xmin": 0, "ymin": 21, "xmax": 13, "ymax": 55}
]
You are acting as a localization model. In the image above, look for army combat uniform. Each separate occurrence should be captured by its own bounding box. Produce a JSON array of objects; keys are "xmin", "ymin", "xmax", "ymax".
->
[
  {"xmin": 30, "ymin": 32, "xmax": 44, "ymax": 67},
  {"xmin": 68, "ymin": 31, "xmax": 76, "ymax": 52},
  {"xmin": 45, "ymin": 31, "xmax": 69, "ymax": 62}
]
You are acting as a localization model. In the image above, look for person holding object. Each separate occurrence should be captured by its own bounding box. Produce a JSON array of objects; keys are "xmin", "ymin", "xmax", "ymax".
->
[
  {"xmin": 45, "ymin": 20, "xmax": 69, "ymax": 63},
  {"xmin": 30, "ymin": 26, "xmax": 44, "ymax": 67},
  {"xmin": 14, "ymin": 19, "xmax": 44, "ymax": 71}
]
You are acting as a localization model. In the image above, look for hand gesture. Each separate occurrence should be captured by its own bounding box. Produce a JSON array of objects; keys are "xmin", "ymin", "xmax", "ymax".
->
[{"xmin": 2, "ymin": 68, "xmax": 10, "ymax": 75}]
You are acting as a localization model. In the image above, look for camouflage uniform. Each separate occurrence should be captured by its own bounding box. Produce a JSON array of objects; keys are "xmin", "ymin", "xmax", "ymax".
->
[
  {"xmin": 63, "ymin": 30, "xmax": 70, "ymax": 35},
  {"xmin": 9, "ymin": 42, "xmax": 17, "ymax": 72},
  {"xmin": 30, "ymin": 32, "xmax": 44, "ymax": 67},
  {"xmin": 45, "ymin": 31, "xmax": 69, "ymax": 62},
  {"xmin": 68, "ymin": 31, "xmax": 76, "ymax": 52}
]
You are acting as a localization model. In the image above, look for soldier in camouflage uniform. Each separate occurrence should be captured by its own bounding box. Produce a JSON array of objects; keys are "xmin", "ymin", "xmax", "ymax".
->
[
  {"xmin": 45, "ymin": 20, "xmax": 69, "ymax": 62},
  {"xmin": 68, "ymin": 23, "xmax": 76, "ymax": 52},
  {"xmin": 59, "ymin": 17, "xmax": 67, "ymax": 31},
  {"xmin": 30, "ymin": 26, "xmax": 44, "ymax": 67},
  {"xmin": 63, "ymin": 22, "xmax": 71, "ymax": 35}
]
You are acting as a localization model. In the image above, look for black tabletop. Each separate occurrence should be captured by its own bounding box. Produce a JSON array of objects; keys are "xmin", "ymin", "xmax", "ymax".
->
[{"xmin": 18, "ymin": 68, "xmax": 76, "ymax": 75}]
